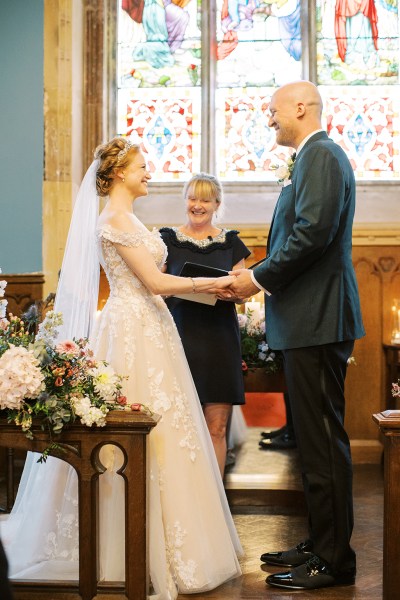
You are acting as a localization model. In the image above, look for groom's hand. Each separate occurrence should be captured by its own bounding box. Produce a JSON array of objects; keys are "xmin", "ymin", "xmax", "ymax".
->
[{"xmin": 228, "ymin": 269, "xmax": 259, "ymax": 301}]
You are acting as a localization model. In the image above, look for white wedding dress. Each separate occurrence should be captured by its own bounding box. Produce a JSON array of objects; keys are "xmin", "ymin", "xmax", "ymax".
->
[{"xmin": 1, "ymin": 219, "xmax": 242, "ymax": 598}]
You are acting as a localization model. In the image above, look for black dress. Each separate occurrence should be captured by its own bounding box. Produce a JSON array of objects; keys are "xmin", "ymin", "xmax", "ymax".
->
[{"xmin": 160, "ymin": 227, "xmax": 251, "ymax": 405}]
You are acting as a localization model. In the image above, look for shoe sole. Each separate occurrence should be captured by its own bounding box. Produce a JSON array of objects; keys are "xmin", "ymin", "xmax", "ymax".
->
[
  {"xmin": 267, "ymin": 579, "xmax": 355, "ymax": 590},
  {"xmin": 261, "ymin": 560, "xmax": 302, "ymax": 567},
  {"xmin": 259, "ymin": 445, "xmax": 297, "ymax": 451}
]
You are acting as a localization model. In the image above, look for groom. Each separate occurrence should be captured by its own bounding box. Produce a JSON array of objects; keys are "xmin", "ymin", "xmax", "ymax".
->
[{"xmin": 228, "ymin": 80, "xmax": 365, "ymax": 590}]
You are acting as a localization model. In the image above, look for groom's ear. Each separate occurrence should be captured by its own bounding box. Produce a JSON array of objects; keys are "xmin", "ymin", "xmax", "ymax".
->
[{"xmin": 297, "ymin": 102, "xmax": 306, "ymax": 118}]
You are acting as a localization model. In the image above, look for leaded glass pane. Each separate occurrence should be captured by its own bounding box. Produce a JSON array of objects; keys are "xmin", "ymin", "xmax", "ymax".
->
[
  {"xmin": 118, "ymin": 0, "xmax": 201, "ymax": 88},
  {"xmin": 117, "ymin": 0, "xmax": 202, "ymax": 181},
  {"xmin": 216, "ymin": 88, "xmax": 292, "ymax": 180},
  {"xmin": 320, "ymin": 86, "xmax": 400, "ymax": 179},
  {"xmin": 117, "ymin": 88, "xmax": 201, "ymax": 181},
  {"xmin": 216, "ymin": 0, "xmax": 302, "ymax": 87},
  {"xmin": 316, "ymin": 0, "xmax": 399, "ymax": 85}
]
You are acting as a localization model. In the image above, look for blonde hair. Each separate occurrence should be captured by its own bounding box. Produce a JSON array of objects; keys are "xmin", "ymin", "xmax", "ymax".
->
[
  {"xmin": 94, "ymin": 137, "xmax": 140, "ymax": 197},
  {"xmin": 183, "ymin": 173, "xmax": 224, "ymax": 219}
]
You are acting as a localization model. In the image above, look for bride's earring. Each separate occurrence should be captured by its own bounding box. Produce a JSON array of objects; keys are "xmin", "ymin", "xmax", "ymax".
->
[{"xmin": 122, "ymin": 177, "xmax": 125, "ymax": 183}]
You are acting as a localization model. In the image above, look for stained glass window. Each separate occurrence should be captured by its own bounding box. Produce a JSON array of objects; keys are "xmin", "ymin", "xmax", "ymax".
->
[
  {"xmin": 117, "ymin": 87, "xmax": 201, "ymax": 178},
  {"xmin": 216, "ymin": 0, "xmax": 302, "ymax": 88},
  {"xmin": 320, "ymin": 87, "xmax": 400, "ymax": 178},
  {"xmin": 117, "ymin": 0, "xmax": 400, "ymax": 182},
  {"xmin": 216, "ymin": 88, "xmax": 290, "ymax": 180},
  {"xmin": 215, "ymin": 0, "xmax": 302, "ymax": 179},
  {"xmin": 316, "ymin": 0, "xmax": 399, "ymax": 85},
  {"xmin": 117, "ymin": 0, "xmax": 201, "ymax": 181}
]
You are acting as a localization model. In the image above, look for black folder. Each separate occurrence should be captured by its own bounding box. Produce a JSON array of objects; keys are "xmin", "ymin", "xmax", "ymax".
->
[
  {"xmin": 174, "ymin": 262, "xmax": 229, "ymax": 305},
  {"xmin": 179, "ymin": 262, "xmax": 229, "ymax": 278}
]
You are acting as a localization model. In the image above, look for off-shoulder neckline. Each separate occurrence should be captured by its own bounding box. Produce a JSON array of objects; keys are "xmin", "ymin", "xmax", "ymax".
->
[{"xmin": 97, "ymin": 223, "xmax": 156, "ymax": 237}]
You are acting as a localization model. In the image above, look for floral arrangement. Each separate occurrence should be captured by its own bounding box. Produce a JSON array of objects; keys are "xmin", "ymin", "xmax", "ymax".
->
[
  {"xmin": 270, "ymin": 152, "xmax": 296, "ymax": 185},
  {"xmin": 393, "ymin": 380, "xmax": 400, "ymax": 399},
  {"xmin": 238, "ymin": 309, "xmax": 283, "ymax": 375},
  {"xmin": 0, "ymin": 270, "xmax": 150, "ymax": 461}
]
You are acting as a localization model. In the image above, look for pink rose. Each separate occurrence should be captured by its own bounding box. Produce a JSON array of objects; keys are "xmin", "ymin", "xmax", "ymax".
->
[{"xmin": 130, "ymin": 403, "xmax": 142, "ymax": 411}]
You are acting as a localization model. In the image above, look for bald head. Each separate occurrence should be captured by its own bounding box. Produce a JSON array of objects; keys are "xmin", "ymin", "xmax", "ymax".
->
[{"xmin": 268, "ymin": 81, "xmax": 323, "ymax": 149}]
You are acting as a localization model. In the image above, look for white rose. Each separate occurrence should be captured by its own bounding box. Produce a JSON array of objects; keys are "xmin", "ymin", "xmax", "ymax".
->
[{"xmin": 275, "ymin": 165, "xmax": 290, "ymax": 180}]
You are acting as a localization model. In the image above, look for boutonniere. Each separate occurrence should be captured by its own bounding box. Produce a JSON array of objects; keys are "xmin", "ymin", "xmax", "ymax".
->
[{"xmin": 270, "ymin": 152, "xmax": 296, "ymax": 185}]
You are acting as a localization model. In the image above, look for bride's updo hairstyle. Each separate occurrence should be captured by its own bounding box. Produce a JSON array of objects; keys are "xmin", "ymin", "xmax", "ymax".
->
[{"xmin": 94, "ymin": 136, "xmax": 140, "ymax": 197}]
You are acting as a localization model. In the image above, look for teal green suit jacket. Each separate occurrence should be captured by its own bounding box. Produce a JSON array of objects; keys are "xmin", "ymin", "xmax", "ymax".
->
[{"xmin": 254, "ymin": 131, "xmax": 365, "ymax": 350}]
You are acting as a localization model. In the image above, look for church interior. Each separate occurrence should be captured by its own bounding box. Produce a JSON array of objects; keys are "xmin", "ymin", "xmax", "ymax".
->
[{"xmin": 0, "ymin": 1, "xmax": 399, "ymax": 599}]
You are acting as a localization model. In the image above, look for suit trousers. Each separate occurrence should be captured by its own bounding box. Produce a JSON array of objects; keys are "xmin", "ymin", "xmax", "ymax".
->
[{"xmin": 282, "ymin": 340, "xmax": 356, "ymax": 572}]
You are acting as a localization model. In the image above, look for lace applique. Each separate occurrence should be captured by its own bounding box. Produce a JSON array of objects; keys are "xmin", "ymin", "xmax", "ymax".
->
[
  {"xmin": 146, "ymin": 366, "xmax": 200, "ymax": 461},
  {"xmin": 144, "ymin": 317, "xmax": 164, "ymax": 350},
  {"xmin": 166, "ymin": 522, "xmax": 199, "ymax": 590},
  {"xmin": 43, "ymin": 510, "xmax": 79, "ymax": 561},
  {"xmin": 157, "ymin": 309, "xmax": 178, "ymax": 359},
  {"xmin": 148, "ymin": 369, "xmax": 172, "ymax": 414},
  {"xmin": 97, "ymin": 224, "xmax": 149, "ymax": 248},
  {"xmin": 97, "ymin": 224, "xmax": 166, "ymax": 268},
  {"xmin": 94, "ymin": 224, "xmax": 171, "ymax": 370},
  {"xmin": 171, "ymin": 380, "xmax": 200, "ymax": 462}
]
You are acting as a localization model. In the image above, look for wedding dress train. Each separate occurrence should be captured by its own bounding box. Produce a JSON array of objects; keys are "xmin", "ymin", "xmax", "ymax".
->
[{"xmin": 1, "ymin": 219, "xmax": 242, "ymax": 599}]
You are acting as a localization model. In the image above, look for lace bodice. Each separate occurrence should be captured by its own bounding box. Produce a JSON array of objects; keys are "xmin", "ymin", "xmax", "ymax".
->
[{"xmin": 97, "ymin": 223, "xmax": 167, "ymax": 300}]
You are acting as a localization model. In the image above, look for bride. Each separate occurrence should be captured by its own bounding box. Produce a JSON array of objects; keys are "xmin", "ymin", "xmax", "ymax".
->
[{"xmin": 1, "ymin": 137, "xmax": 243, "ymax": 598}]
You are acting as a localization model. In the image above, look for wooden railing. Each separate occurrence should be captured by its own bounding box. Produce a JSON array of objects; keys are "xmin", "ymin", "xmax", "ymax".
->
[
  {"xmin": 0, "ymin": 410, "xmax": 159, "ymax": 600},
  {"xmin": 372, "ymin": 409, "xmax": 400, "ymax": 600}
]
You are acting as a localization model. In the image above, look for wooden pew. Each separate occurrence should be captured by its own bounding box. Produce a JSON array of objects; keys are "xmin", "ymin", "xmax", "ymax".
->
[
  {"xmin": 372, "ymin": 409, "xmax": 400, "ymax": 600},
  {"xmin": 0, "ymin": 410, "xmax": 158, "ymax": 600}
]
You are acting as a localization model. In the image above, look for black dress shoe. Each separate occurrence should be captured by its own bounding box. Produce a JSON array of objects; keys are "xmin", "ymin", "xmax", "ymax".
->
[
  {"xmin": 260, "ymin": 539, "xmax": 314, "ymax": 567},
  {"xmin": 259, "ymin": 431, "xmax": 296, "ymax": 450},
  {"xmin": 266, "ymin": 555, "xmax": 356, "ymax": 590},
  {"xmin": 260, "ymin": 425, "xmax": 288, "ymax": 439}
]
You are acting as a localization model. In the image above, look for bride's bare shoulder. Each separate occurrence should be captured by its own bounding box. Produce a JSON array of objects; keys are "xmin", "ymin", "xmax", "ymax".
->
[{"xmin": 98, "ymin": 209, "xmax": 142, "ymax": 234}]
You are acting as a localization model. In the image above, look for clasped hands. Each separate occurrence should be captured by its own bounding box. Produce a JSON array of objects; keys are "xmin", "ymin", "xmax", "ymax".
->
[{"xmin": 213, "ymin": 269, "xmax": 259, "ymax": 302}]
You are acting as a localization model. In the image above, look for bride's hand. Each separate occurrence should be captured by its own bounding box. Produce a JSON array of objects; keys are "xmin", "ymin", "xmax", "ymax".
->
[
  {"xmin": 208, "ymin": 275, "xmax": 236, "ymax": 298},
  {"xmin": 213, "ymin": 275, "xmax": 236, "ymax": 289}
]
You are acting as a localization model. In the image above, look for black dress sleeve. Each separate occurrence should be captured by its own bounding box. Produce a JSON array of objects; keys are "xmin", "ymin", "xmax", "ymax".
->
[
  {"xmin": 159, "ymin": 227, "xmax": 173, "ymax": 256},
  {"xmin": 229, "ymin": 231, "xmax": 251, "ymax": 265}
]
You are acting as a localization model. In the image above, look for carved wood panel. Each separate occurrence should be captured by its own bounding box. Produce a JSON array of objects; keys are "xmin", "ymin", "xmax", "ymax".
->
[
  {"xmin": 2, "ymin": 274, "xmax": 45, "ymax": 317},
  {"xmin": 345, "ymin": 247, "xmax": 400, "ymax": 441}
]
